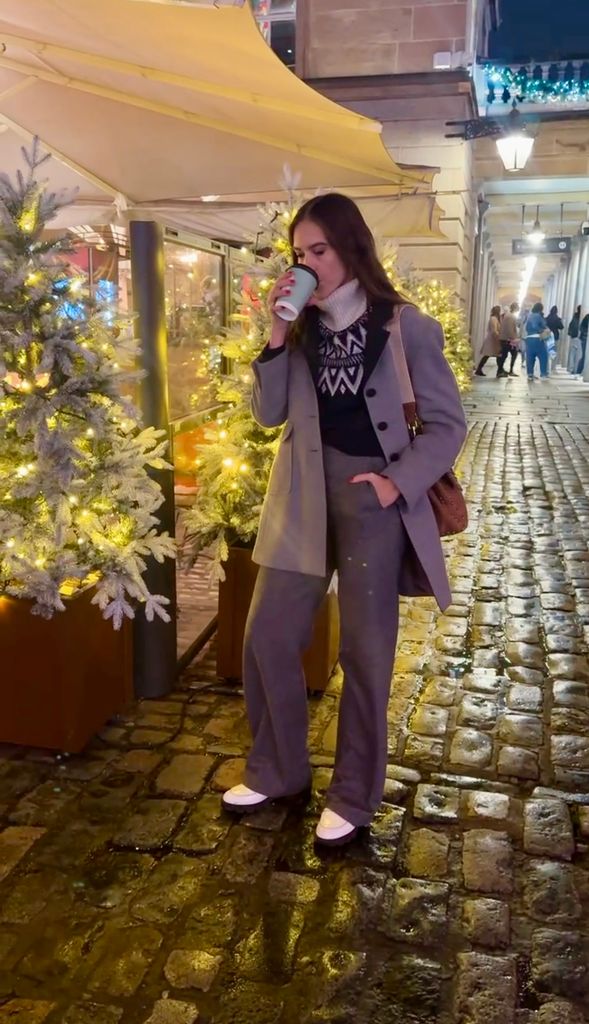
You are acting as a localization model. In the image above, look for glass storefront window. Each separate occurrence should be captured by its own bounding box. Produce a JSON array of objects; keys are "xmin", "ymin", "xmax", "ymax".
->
[
  {"xmin": 252, "ymin": 0, "xmax": 296, "ymax": 68},
  {"xmin": 163, "ymin": 241, "xmax": 224, "ymax": 422},
  {"xmin": 64, "ymin": 225, "xmax": 226, "ymax": 660}
]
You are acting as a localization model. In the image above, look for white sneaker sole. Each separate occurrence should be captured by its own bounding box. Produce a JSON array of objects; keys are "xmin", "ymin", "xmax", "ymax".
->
[
  {"xmin": 222, "ymin": 785, "xmax": 312, "ymax": 815},
  {"xmin": 222, "ymin": 787, "xmax": 271, "ymax": 814},
  {"xmin": 315, "ymin": 822, "xmax": 359, "ymax": 847}
]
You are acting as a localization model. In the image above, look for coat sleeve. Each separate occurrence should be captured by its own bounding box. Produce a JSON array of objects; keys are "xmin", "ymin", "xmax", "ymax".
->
[
  {"xmin": 381, "ymin": 307, "xmax": 467, "ymax": 510},
  {"xmin": 251, "ymin": 347, "xmax": 290, "ymax": 427}
]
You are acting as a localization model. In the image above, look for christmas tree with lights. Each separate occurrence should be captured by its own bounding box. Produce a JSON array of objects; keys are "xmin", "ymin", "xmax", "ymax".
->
[
  {"xmin": 181, "ymin": 201, "xmax": 295, "ymax": 581},
  {"xmin": 182, "ymin": 198, "xmax": 471, "ymax": 579},
  {"xmin": 0, "ymin": 142, "xmax": 175, "ymax": 626},
  {"xmin": 379, "ymin": 241, "xmax": 472, "ymax": 391},
  {"xmin": 405, "ymin": 276, "xmax": 473, "ymax": 392}
]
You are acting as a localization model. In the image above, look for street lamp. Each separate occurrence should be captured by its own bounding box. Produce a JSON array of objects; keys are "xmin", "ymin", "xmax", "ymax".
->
[
  {"xmin": 446, "ymin": 102, "xmax": 535, "ymax": 172},
  {"xmin": 495, "ymin": 106, "xmax": 535, "ymax": 172}
]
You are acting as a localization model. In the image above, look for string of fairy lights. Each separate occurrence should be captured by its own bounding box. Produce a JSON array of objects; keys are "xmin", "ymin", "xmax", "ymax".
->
[{"xmin": 484, "ymin": 63, "xmax": 589, "ymax": 106}]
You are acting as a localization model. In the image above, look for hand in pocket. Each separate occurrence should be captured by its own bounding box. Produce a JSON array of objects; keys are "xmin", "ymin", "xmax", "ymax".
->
[{"xmin": 349, "ymin": 472, "xmax": 400, "ymax": 508}]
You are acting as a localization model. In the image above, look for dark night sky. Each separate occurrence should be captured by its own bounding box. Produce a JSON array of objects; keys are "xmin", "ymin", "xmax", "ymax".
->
[{"xmin": 489, "ymin": 0, "xmax": 589, "ymax": 62}]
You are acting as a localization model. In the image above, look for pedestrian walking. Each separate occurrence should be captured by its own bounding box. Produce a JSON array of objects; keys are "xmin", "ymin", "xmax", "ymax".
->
[
  {"xmin": 576, "ymin": 312, "xmax": 589, "ymax": 377},
  {"xmin": 525, "ymin": 301, "xmax": 551, "ymax": 381},
  {"xmin": 222, "ymin": 193, "xmax": 467, "ymax": 846},
  {"xmin": 546, "ymin": 306, "xmax": 564, "ymax": 371},
  {"xmin": 567, "ymin": 305, "xmax": 581, "ymax": 374},
  {"xmin": 497, "ymin": 302, "xmax": 520, "ymax": 377},
  {"xmin": 475, "ymin": 305, "xmax": 501, "ymax": 376},
  {"xmin": 546, "ymin": 305, "xmax": 564, "ymax": 342}
]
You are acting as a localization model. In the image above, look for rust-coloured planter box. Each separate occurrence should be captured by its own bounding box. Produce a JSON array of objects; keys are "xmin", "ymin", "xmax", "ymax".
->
[
  {"xmin": 216, "ymin": 546, "xmax": 339, "ymax": 692},
  {"xmin": 0, "ymin": 588, "xmax": 133, "ymax": 753}
]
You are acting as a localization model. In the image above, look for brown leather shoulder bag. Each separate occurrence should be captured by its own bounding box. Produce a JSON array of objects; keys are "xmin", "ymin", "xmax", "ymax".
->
[{"xmin": 388, "ymin": 305, "xmax": 468, "ymax": 538}]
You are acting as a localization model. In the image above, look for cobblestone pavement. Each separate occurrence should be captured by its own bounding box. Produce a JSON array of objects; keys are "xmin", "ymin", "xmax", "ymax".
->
[
  {"xmin": 175, "ymin": 557, "xmax": 217, "ymax": 662},
  {"xmin": 2, "ymin": 372, "xmax": 589, "ymax": 1023}
]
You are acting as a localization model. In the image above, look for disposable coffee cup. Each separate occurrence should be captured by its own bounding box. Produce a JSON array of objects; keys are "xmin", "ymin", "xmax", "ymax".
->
[{"xmin": 273, "ymin": 265, "xmax": 319, "ymax": 321}]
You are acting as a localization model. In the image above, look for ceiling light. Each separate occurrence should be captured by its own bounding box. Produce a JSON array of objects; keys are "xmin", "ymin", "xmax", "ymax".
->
[
  {"xmin": 518, "ymin": 255, "xmax": 537, "ymax": 307},
  {"xmin": 527, "ymin": 206, "xmax": 545, "ymax": 246},
  {"xmin": 201, "ymin": 195, "xmax": 220, "ymax": 202}
]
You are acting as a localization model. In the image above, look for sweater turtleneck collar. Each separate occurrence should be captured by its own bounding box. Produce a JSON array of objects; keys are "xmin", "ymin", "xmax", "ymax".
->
[{"xmin": 314, "ymin": 278, "xmax": 367, "ymax": 333}]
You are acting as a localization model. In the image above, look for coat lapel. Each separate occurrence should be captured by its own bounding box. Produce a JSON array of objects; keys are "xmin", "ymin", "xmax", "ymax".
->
[
  {"xmin": 363, "ymin": 301, "xmax": 394, "ymax": 382},
  {"xmin": 300, "ymin": 307, "xmax": 321, "ymax": 384}
]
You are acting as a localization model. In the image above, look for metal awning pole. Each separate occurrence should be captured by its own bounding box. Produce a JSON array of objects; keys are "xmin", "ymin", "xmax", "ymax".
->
[{"xmin": 130, "ymin": 220, "xmax": 177, "ymax": 698}]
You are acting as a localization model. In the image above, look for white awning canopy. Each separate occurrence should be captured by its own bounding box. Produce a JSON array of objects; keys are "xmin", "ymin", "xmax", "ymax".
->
[
  {"xmin": 134, "ymin": 193, "xmax": 445, "ymax": 242},
  {"xmin": 0, "ymin": 120, "xmax": 444, "ymax": 242},
  {"xmin": 0, "ymin": 0, "xmax": 434, "ymax": 207}
]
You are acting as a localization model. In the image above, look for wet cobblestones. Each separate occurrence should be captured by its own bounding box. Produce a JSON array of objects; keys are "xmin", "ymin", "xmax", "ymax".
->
[{"xmin": 1, "ymin": 376, "xmax": 589, "ymax": 1021}]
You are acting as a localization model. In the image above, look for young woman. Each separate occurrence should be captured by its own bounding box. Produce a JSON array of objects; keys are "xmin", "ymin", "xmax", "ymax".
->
[
  {"xmin": 222, "ymin": 193, "xmax": 467, "ymax": 846},
  {"xmin": 475, "ymin": 305, "xmax": 502, "ymax": 376}
]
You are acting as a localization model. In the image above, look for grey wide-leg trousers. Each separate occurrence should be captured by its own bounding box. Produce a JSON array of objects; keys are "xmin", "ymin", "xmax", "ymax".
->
[{"xmin": 243, "ymin": 445, "xmax": 407, "ymax": 826}]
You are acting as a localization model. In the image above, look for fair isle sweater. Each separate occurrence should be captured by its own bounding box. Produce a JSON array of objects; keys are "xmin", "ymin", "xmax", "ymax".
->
[
  {"xmin": 260, "ymin": 278, "xmax": 386, "ymax": 456},
  {"xmin": 313, "ymin": 279, "xmax": 383, "ymax": 456}
]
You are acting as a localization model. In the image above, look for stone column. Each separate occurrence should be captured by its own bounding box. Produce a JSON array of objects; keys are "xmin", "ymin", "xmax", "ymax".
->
[
  {"xmin": 553, "ymin": 263, "xmax": 568, "ymax": 367},
  {"xmin": 560, "ymin": 243, "xmax": 581, "ymax": 368},
  {"xmin": 473, "ymin": 240, "xmax": 494, "ymax": 361},
  {"xmin": 556, "ymin": 262, "xmax": 568, "ymax": 315},
  {"xmin": 581, "ymin": 243, "xmax": 589, "ymax": 381},
  {"xmin": 472, "ymin": 243, "xmax": 488, "ymax": 359},
  {"xmin": 567, "ymin": 240, "xmax": 589, "ymax": 373},
  {"xmin": 574, "ymin": 239, "xmax": 588, "ymax": 311}
]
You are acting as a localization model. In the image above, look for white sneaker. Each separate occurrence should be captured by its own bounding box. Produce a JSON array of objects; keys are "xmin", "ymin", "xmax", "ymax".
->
[
  {"xmin": 222, "ymin": 784, "xmax": 270, "ymax": 812},
  {"xmin": 315, "ymin": 808, "xmax": 358, "ymax": 846}
]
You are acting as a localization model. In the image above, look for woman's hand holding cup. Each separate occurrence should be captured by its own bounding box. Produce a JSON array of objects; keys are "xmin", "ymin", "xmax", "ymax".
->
[
  {"xmin": 268, "ymin": 266, "xmax": 319, "ymax": 348},
  {"xmin": 268, "ymin": 271, "xmax": 297, "ymax": 347}
]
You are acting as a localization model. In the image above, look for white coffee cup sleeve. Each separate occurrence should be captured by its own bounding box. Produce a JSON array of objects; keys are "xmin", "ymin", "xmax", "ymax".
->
[{"xmin": 273, "ymin": 299, "xmax": 298, "ymax": 322}]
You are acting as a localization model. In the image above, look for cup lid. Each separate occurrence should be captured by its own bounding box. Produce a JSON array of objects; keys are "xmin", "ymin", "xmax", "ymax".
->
[{"xmin": 291, "ymin": 264, "xmax": 319, "ymax": 284}]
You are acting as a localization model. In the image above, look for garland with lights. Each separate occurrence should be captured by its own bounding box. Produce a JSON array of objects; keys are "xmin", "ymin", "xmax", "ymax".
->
[
  {"xmin": 181, "ymin": 200, "xmax": 472, "ymax": 581},
  {"xmin": 484, "ymin": 62, "xmax": 589, "ymax": 106},
  {"xmin": 0, "ymin": 141, "xmax": 175, "ymax": 625}
]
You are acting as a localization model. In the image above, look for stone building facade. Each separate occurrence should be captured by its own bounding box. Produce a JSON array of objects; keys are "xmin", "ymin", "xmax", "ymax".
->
[{"xmin": 291, "ymin": 0, "xmax": 500, "ymax": 314}]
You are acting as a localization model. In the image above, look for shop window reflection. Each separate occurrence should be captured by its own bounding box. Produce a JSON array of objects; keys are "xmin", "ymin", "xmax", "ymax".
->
[{"xmin": 164, "ymin": 241, "xmax": 223, "ymax": 421}]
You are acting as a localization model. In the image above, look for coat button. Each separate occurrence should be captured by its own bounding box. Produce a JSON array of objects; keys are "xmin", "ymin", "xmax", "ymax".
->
[
  {"xmin": 365, "ymin": 387, "xmax": 376, "ymax": 397},
  {"xmin": 389, "ymin": 453, "xmax": 399, "ymax": 462},
  {"xmin": 377, "ymin": 421, "xmax": 388, "ymax": 431}
]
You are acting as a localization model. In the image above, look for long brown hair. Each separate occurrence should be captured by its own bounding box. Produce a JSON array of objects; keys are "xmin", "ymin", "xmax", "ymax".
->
[
  {"xmin": 290, "ymin": 193, "xmax": 404, "ymax": 302},
  {"xmin": 287, "ymin": 193, "xmax": 406, "ymax": 343}
]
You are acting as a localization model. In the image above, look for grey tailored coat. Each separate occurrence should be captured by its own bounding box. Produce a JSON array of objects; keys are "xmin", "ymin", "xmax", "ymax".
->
[{"xmin": 251, "ymin": 301, "xmax": 467, "ymax": 611}]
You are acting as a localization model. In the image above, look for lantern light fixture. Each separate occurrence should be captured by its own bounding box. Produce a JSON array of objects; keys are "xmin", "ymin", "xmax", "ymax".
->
[
  {"xmin": 495, "ymin": 105, "xmax": 535, "ymax": 172},
  {"xmin": 446, "ymin": 102, "xmax": 535, "ymax": 173}
]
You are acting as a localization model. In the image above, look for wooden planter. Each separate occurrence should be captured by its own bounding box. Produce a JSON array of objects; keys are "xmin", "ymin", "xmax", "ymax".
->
[
  {"xmin": 0, "ymin": 588, "xmax": 133, "ymax": 753},
  {"xmin": 216, "ymin": 546, "xmax": 339, "ymax": 692}
]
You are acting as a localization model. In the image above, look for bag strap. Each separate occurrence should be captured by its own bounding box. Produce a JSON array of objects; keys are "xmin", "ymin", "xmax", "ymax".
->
[{"xmin": 388, "ymin": 304, "xmax": 418, "ymax": 429}]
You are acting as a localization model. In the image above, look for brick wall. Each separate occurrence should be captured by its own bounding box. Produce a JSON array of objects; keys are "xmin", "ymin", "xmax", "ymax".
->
[{"xmin": 301, "ymin": 0, "xmax": 469, "ymax": 79}]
